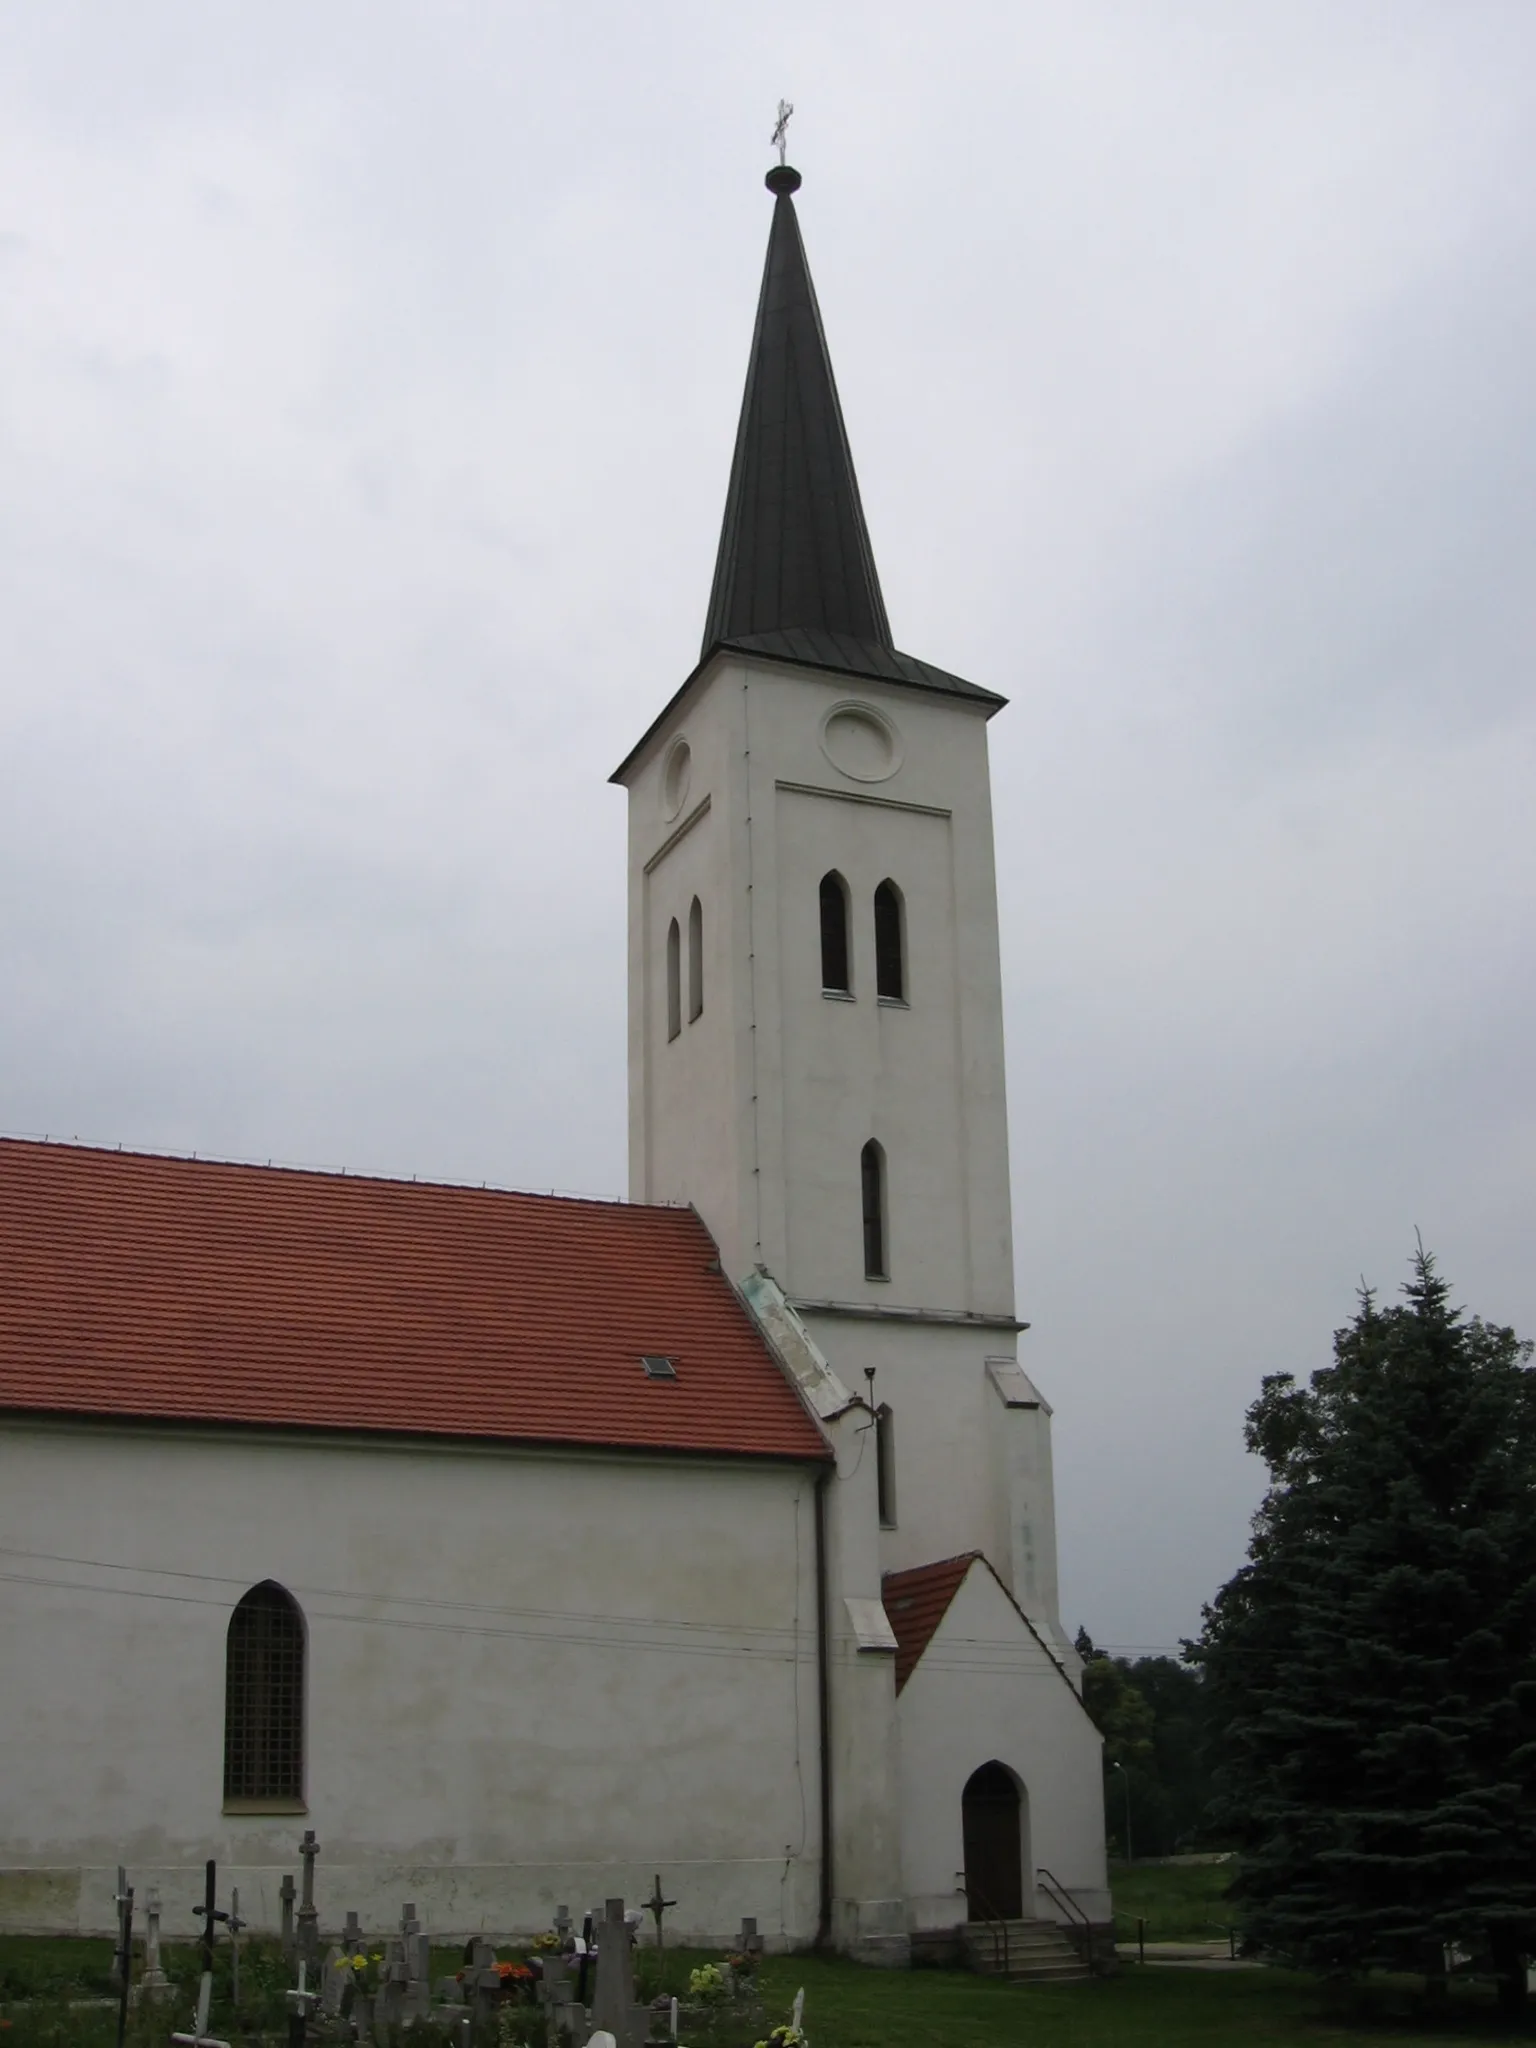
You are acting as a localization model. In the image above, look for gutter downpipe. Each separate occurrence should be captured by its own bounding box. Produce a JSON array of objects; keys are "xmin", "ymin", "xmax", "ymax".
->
[{"xmin": 814, "ymin": 1465, "xmax": 834, "ymax": 1950}]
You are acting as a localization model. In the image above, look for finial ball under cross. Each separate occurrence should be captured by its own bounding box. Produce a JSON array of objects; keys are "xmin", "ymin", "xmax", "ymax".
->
[{"xmin": 771, "ymin": 99, "xmax": 794, "ymax": 166}]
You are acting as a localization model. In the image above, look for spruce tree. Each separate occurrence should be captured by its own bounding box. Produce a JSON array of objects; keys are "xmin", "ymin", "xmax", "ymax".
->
[{"xmin": 1197, "ymin": 1247, "xmax": 1536, "ymax": 2009}]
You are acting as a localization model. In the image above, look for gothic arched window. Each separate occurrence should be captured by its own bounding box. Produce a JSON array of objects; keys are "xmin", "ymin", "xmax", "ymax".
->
[
  {"xmin": 224, "ymin": 1581, "xmax": 305, "ymax": 1806},
  {"xmin": 874, "ymin": 880, "xmax": 905, "ymax": 1002},
  {"xmin": 688, "ymin": 896, "xmax": 704, "ymax": 1023},
  {"xmin": 861, "ymin": 1139, "xmax": 887, "ymax": 1279},
  {"xmin": 666, "ymin": 918, "xmax": 681, "ymax": 1041},
  {"xmin": 820, "ymin": 872, "xmax": 851, "ymax": 995}
]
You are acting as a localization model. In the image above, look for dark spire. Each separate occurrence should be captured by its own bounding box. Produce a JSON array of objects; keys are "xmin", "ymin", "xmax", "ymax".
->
[
  {"xmin": 703, "ymin": 164, "xmax": 891, "ymax": 653},
  {"xmin": 698, "ymin": 167, "xmax": 1003, "ymax": 711}
]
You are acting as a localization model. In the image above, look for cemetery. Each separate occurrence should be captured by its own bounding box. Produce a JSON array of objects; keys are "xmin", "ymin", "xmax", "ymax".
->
[{"xmin": 3, "ymin": 1841, "xmax": 1532, "ymax": 2048}]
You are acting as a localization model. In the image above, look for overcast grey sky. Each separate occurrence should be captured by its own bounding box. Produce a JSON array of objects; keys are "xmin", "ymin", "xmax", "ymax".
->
[{"xmin": 3, "ymin": 1, "xmax": 1533, "ymax": 1652}]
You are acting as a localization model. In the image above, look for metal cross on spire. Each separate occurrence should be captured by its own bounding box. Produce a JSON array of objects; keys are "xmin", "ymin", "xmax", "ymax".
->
[{"xmin": 771, "ymin": 99, "xmax": 794, "ymax": 165}]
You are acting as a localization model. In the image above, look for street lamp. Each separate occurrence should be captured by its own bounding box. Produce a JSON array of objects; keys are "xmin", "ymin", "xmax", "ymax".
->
[{"xmin": 1111, "ymin": 1761, "xmax": 1133, "ymax": 1864}]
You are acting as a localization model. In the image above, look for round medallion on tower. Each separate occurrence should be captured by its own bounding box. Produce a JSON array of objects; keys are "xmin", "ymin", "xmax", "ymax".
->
[
  {"xmin": 820, "ymin": 701, "xmax": 903, "ymax": 784},
  {"xmin": 661, "ymin": 737, "xmax": 692, "ymax": 819}
]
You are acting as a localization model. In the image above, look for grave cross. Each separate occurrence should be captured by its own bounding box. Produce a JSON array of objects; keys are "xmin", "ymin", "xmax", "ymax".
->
[
  {"xmin": 296, "ymin": 1830, "xmax": 320, "ymax": 1964},
  {"xmin": 644, "ymin": 1873, "xmax": 677, "ymax": 1956},
  {"xmin": 554, "ymin": 1902, "xmax": 573, "ymax": 1947},
  {"xmin": 169, "ymin": 1966, "xmax": 233, "ymax": 2048},
  {"xmin": 284, "ymin": 1959, "xmax": 319, "ymax": 2048},
  {"xmin": 279, "ymin": 1872, "xmax": 296, "ymax": 1957},
  {"xmin": 738, "ymin": 1915, "xmax": 764, "ymax": 1959},
  {"xmin": 191, "ymin": 1860, "xmax": 229, "ymax": 1980},
  {"xmin": 227, "ymin": 1887, "xmax": 246, "ymax": 2009},
  {"xmin": 113, "ymin": 1871, "xmax": 134, "ymax": 2048}
]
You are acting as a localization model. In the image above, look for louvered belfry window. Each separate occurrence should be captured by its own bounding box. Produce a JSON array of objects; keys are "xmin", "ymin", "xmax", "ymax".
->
[{"xmin": 224, "ymin": 1582, "xmax": 305, "ymax": 1803}]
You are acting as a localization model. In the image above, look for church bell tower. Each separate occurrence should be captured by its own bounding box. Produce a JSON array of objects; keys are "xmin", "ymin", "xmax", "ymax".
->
[{"xmin": 611, "ymin": 159, "xmax": 1065, "ymax": 1622}]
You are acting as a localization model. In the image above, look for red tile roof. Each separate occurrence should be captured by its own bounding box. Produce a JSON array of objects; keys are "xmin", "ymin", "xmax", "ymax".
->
[
  {"xmin": 881, "ymin": 1552, "xmax": 980, "ymax": 1692},
  {"xmin": 0, "ymin": 1140, "xmax": 828, "ymax": 1462}
]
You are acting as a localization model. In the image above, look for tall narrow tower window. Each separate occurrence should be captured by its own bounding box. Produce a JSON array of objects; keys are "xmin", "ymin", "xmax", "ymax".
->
[
  {"xmin": 874, "ymin": 881, "xmax": 905, "ymax": 1001},
  {"xmin": 688, "ymin": 896, "xmax": 704, "ymax": 1022},
  {"xmin": 224, "ymin": 1581, "xmax": 305, "ymax": 1805},
  {"xmin": 666, "ymin": 918, "xmax": 681, "ymax": 1041},
  {"xmin": 861, "ymin": 1139, "xmax": 887, "ymax": 1279},
  {"xmin": 875, "ymin": 1404, "xmax": 897, "ymax": 1527},
  {"xmin": 820, "ymin": 872, "xmax": 851, "ymax": 995}
]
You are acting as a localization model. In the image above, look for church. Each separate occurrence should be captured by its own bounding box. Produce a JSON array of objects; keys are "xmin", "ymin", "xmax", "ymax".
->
[{"xmin": 0, "ymin": 157, "xmax": 1107, "ymax": 1961}]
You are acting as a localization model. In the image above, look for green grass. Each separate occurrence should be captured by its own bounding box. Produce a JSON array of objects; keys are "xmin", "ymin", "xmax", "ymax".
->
[
  {"xmin": 1110, "ymin": 1859, "xmax": 1238, "ymax": 1942},
  {"xmin": 754, "ymin": 1956, "xmax": 1536, "ymax": 2045},
  {"xmin": 4, "ymin": 1936, "xmax": 1535, "ymax": 2046}
]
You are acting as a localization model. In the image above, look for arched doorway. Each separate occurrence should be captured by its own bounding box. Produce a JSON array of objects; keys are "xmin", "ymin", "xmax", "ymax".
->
[{"xmin": 962, "ymin": 1762, "xmax": 1025, "ymax": 1920}]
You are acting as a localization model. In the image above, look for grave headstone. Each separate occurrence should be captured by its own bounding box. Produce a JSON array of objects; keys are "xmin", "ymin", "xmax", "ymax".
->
[
  {"xmin": 279, "ymin": 1874, "xmax": 296, "ymax": 1959},
  {"xmin": 137, "ymin": 1886, "xmax": 171, "ymax": 2005},
  {"xmin": 406, "ymin": 1930, "xmax": 432, "ymax": 2022},
  {"xmin": 320, "ymin": 1946, "xmax": 347, "ymax": 2019}
]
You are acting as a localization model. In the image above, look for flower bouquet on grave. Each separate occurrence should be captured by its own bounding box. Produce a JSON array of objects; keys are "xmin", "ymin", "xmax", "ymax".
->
[
  {"xmin": 753, "ymin": 2021, "xmax": 807, "ymax": 2048},
  {"xmin": 531, "ymin": 1929, "xmax": 563, "ymax": 1953},
  {"xmin": 687, "ymin": 1964, "xmax": 730, "ymax": 2005},
  {"xmin": 725, "ymin": 1949, "xmax": 759, "ymax": 1979},
  {"xmin": 497, "ymin": 1959, "xmax": 538, "ymax": 2004}
]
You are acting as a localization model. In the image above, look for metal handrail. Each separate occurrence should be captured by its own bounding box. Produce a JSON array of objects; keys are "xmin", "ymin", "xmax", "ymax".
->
[
  {"xmin": 962, "ymin": 1877, "xmax": 1011, "ymax": 1978},
  {"xmin": 1036, "ymin": 1867, "xmax": 1094, "ymax": 1974}
]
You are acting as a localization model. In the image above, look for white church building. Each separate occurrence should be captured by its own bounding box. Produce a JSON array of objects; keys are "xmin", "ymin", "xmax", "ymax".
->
[{"xmin": 0, "ymin": 159, "xmax": 1107, "ymax": 1960}]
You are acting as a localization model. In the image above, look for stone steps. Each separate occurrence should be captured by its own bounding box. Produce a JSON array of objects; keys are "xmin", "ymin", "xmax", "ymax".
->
[{"xmin": 963, "ymin": 1919, "xmax": 1091, "ymax": 1983}]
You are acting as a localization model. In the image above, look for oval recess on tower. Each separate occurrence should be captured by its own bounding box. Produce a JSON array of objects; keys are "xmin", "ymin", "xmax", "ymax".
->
[
  {"xmin": 820, "ymin": 701, "xmax": 902, "ymax": 784},
  {"xmin": 661, "ymin": 737, "xmax": 693, "ymax": 819}
]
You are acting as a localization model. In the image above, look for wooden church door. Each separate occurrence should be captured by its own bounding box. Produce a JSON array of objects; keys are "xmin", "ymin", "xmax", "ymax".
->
[{"xmin": 962, "ymin": 1761, "xmax": 1024, "ymax": 1919}]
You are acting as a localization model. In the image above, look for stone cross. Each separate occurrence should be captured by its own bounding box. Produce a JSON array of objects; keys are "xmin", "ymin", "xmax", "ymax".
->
[
  {"xmin": 738, "ymin": 1916, "xmax": 764, "ymax": 1959},
  {"xmin": 279, "ymin": 1873, "xmax": 296, "ymax": 1958},
  {"xmin": 467, "ymin": 1937, "xmax": 502, "ymax": 2028},
  {"xmin": 644, "ymin": 1874, "xmax": 676, "ymax": 1955},
  {"xmin": 404, "ymin": 1928, "xmax": 431, "ymax": 2023},
  {"xmin": 554, "ymin": 1903, "xmax": 573, "ymax": 1946},
  {"xmin": 296, "ymin": 1831, "xmax": 320, "ymax": 1964},
  {"xmin": 590, "ymin": 1899, "xmax": 648, "ymax": 2048},
  {"xmin": 378, "ymin": 1936, "xmax": 408, "ymax": 2030}
]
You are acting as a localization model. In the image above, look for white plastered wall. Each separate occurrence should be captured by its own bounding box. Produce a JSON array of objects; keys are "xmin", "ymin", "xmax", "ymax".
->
[
  {"xmin": 895, "ymin": 1562, "xmax": 1107, "ymax": 1932},
  {"xmin": 0, "ymin": 1420, "xmax": 825, "ymax": 1944}
]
